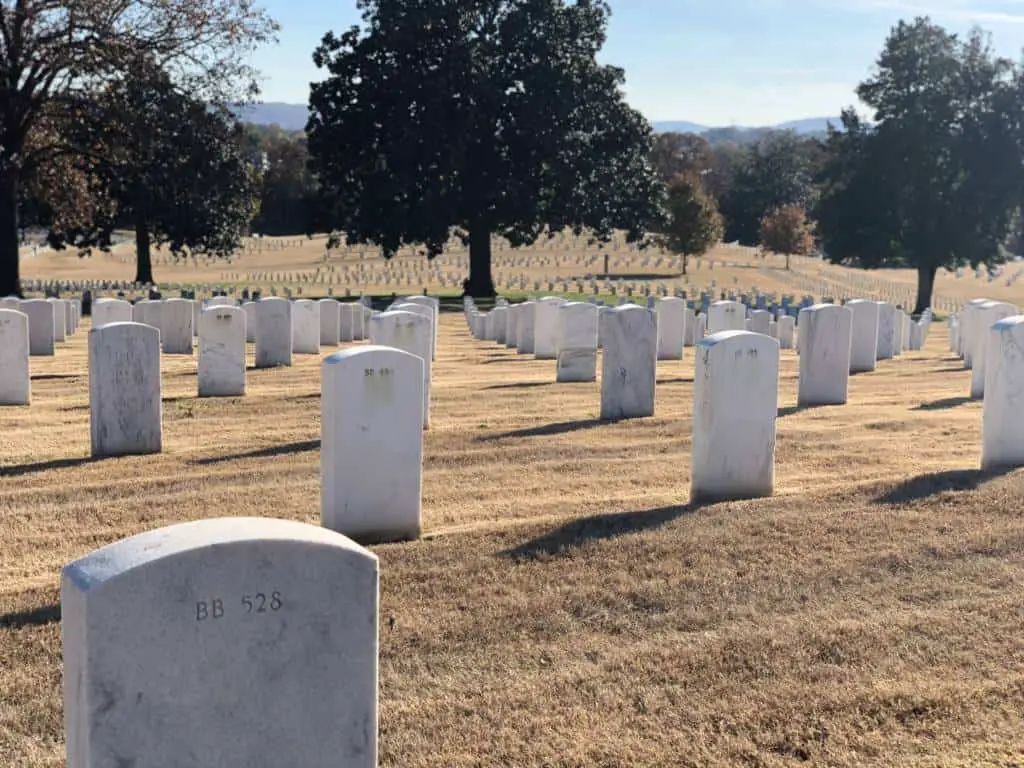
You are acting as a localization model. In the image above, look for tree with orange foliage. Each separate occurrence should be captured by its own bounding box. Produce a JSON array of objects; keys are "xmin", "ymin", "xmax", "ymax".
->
[{"xmin": 758, "ymin": 204, "xmax": 816, "ymax": 270}]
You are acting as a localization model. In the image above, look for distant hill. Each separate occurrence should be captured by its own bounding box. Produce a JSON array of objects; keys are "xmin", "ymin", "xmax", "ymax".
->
[{"xmin": 235, "ymin": 102, "xmax": 843, "ymax": 140}]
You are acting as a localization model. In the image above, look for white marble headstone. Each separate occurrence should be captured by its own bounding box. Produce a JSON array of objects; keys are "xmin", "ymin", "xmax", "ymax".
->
[
  {"xmin": 982, "ymin": 315, "xmax": 1024, "ymax": 469},
  {"xmin": 556, "ymin": 302, "xmax": 599, "ymax": 383},
  {"xmin": 20, "ymin": 298, "xmax": 56, "ymax": 356},
  {"xmin": 199, "ymin": 306, "xmax": 246, "ymax": 397},
  {"xmin": 255, "ymin": 298, "xmax": 293, "ymax": 368},
  {"xmin": 691, "ymin": 331, "xmax": 779, "ymax": 503},
  {"xmin": 319, "ymin": 299, "xmax": 341, "ymax": 346},
  {"xmin": 0, "ymin": 309, "xmax": 30, "ymax": 405},
  {"xmin": 321, "ymin": 346, "xmax": 424, "ymax": 542},
  {"xmin": 655, "ymin": 297, "xmax": 684, "ymax": 361},
  {"xmin": 292, "ymin": 299, "xmax": 321, "ymax": 354},
  {"xmin": 368, "ymin": 310, "xmax": 433, "ymax": 429},
  {"xmin": 797, "ymin": 304, "xmax": 853, "ymax": 406},
  {"xmin": 846, "ymin": 299, "xmax": 879, "ymax": 373},
  {"xmin": 161, "ymin": 298, "xmax": 194, "ymax": 355}
]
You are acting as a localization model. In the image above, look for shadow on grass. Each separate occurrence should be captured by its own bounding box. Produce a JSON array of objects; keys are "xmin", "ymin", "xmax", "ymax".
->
[
  {"xmin": 478, "ymin": 418, "xmax": 605, "ymax": 441},
  {"xmin": 0, "ymin": 603, "xmax": 60, "ymax": 630},
  {"xmin": 285, "ymin": 393, "xmax": 321, "ymax": 401},
  {"xmin": 483, "ymin": 382, "xmax": 554, "ymax": 391},
  {"xmin": 657, "ymin": 377, "xmax": 693, "ymax": 385},
  {"xmin": 480, "ymin": 356, "xmax": 524, "ymax": 364},
  {"xmin": 874, "ymin": 468, "xmax": 1014, "ymax": 504},
  {"xmin": 0, "ymin": 455, "xmax": 109, "ymax": 478},
  {"xmin": 194, "ymin": 439, "xmax": 320, "ymax": 465},
  {"xmin": 31, "ymin": 373, "xmax": 82, "ymax": 381},
  {"xmin": 912, "ymin": 396, "xmax": 973, "ymax": 411},
  {"xmin": 504, "ymin": 502, "xmax": 706, "ymax": 560}
]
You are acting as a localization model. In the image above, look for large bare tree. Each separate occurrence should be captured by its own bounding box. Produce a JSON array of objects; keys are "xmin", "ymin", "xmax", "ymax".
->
[{"xmin": 0, "ymin": 0, "xmax": 277, "ymax": 295}]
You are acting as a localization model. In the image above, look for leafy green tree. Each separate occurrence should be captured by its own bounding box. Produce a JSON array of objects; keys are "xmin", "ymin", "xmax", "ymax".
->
[
  {"xmin": 758, "ymin": 204, "xmax": 816, "ymax": 269},
  {"xmin": 0, "ymin": 0, "xmax": 276, "ymax": 296},
  {"xmin": 655, "ymin": 174, "xmax": 723, "ymax": 274},
  {"xmin": 817, "ymin": 18, "xmax": 1024, "ymax": 313},
  {"xmin": 248, "ymin": 129, "xmax": 318, "ymax": 237},
  {"xmin": 48, "ymin": 59, "xmax": 258, "ymax": 285},
  {"xmin": 306, "ymin": 0, "xmax": 664, "ymax": 297},
  {"xmin": 650, "ymin": 132, "xmax": 715, "ymax": 184},
  {"xmin": 719, "ymin": 131, "xmax": 818, "ymax": 245}
]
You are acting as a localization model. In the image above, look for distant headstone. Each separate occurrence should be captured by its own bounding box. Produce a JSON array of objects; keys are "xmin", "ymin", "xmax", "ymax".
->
[
  {"xmin": 20, "ymin": 298, "xmax": 56, "ymax": 356},
  {"xmin": 846, "ymin": 299, "xmax": 880, "ymax": 373},
  {"xmin": 369, "ymin": 310, "xmax": 433, "ymax": 428},
  {"xmin": 319, "ymin": 298, "xmax": 341, "ymax": 346},
  {"xmin": 162, "ymin": 298, "xmax": 194, "ymax": 355},
  {"xmin": 61, "ymin": 517, "xmax": 379, "ymax": 768},
  {"xmin": 655, "ymin": 297, "xmax": 684, "ymax": 360},
  {"xmin": 199, "ymin": 306, "xmax": 246, "ymax": 397},
  {"xmin": 242, "ymin": 301, "xmax": 257, "ymax": 343},
  {"xmin": 516, "ymin": 301, "xmax": 537, "ymax": 355},
  {"xmin": 707, "ymin": 300, "xmax": 745, "ymax": 334},
  {"xmin": 0, "ymin": 309, "xmax": 30, "ymax": 405},
  {"xmin": 691, "ymin": 331, "xmax": 779, "ymax": 503},
  {"xmin": 556, "ymin": 302, "xmax": 599, "ymax": 382},
  {"xmin": 292, "ymin": 299, "xmax": 321, "ymax": 354},
  {"xmin": 776, "ymin": 315, "xmax": 795, "ymax": 350},
  {"xmin": 875, "ymin": 302, "xmax": 897, "ymax": 360},
  {"xmin": 797, "ymin": 304, "xmax": 853, "ymax": 406},
  {"xmin": 321, "ymin": 346, "xmax": 424, "ymax": 542},
  {"xmin": 533, "ymin": 297, "xmax": 566, "ymax": 359},
  {"xmin": 748, "ymin": 309, "xmax": 772, "ymax": 335},
  {"xmin": 600, "ymin": 305, "xmax": 656, "ymax": 420},
  {"xmin": 255, "ymin": 298, "xmax": 293, "ymax": 368},
  {"xmin": 89, "ymin": 322, "xmax": 162, "ymax": 457},
  {"xmin": 49, "ymin": 297, "xmax": 67, "ymax": 343},
  {"xmin": 982, "ymin": 315, "xmax": 1024, "ymax": 469}
]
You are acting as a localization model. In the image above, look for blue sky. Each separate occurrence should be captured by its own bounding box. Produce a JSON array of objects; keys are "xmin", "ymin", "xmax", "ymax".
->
[{"xmin": 250, "ymin": 1, "xmax": 1024, "ymax": 127}]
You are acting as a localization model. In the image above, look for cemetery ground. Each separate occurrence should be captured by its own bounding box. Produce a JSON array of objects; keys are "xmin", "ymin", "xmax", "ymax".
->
[{"xmin": 3, "ymin": 314, "xmax": 1024, "ymax": 766}]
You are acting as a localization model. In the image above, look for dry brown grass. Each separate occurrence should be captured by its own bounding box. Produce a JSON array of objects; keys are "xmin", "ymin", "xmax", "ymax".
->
[
  {"xmin": 20, "ymin": 235, "xmax": 1024, "ymax": 312},
  {"xmin": 3, "ymin": 311, "xmax": 1024, "ymax": 766}
]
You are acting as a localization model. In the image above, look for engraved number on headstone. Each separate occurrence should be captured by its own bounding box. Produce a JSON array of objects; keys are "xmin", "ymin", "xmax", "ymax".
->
[
  {"xmin": 363, "ymin": 367, "xmax": 395, "ymax": 378},
  {"xmin": 196, "ymin": 592, "xmax": 282, "ymax": 621}
]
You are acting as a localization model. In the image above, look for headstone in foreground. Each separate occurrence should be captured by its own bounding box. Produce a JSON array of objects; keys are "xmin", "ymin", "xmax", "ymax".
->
[
  {"xmin": 982, "ymin": 315, "xmax": 1024, "ymax": 470},
  {"xmin": 61, "ymin": 517, "xmax": 379, "ymax": 768},
  {"xmin": 0, "ymin": 309, "xmax": 30, "ymax": 405}
]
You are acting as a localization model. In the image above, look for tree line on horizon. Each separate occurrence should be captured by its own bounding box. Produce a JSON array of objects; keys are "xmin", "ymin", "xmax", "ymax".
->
[{"xmin": 2, "ymin": 0, "xmax": 1023, "ymax": 315}]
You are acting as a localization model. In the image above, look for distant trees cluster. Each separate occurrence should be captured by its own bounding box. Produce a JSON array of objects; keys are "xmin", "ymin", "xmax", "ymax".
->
[{"xmin": 4, "ymin": 1, "xmax": 1023, "ymax": 313}]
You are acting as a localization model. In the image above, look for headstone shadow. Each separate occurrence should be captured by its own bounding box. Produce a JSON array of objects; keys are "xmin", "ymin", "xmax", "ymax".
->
[
  {"xmin": 0, "ymin": 603, "xmax": 60, "ymax": 629},
  {"xmin": 912, "ymin": 396, "xmax": 972, "ymax": 411},
  {"xmin": 873, "ymin": 467, "xmax": 1015, "ymax": 505},
  {"xmin": 478, "ymin": 418, "xmax": 605, "ymax": 441},
  {"xmin": 483, "ymin": 381, "xmax": 554, "ymax": 390},
  {"xmin": 193, "ymin": 439, "xmax": 320, "ymax": 465},
  {"xmin": 0, "ymin": 455, "xmax": 111, "ymax": 478},
  {"xmin": 503, "ymin": 503, "xmax": 706, "ymax": 561}
]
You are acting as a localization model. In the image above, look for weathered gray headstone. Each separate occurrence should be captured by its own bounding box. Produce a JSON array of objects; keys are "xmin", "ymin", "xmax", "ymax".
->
[
  {"xmin": 61, "ymin": 517, "xmax": 379, "ymax": 768},
  {"xmin": 600, "ymin": 305, "xmax": 656, "ymax": 420},
  {"xmin": 255, "ymin": 298, "xmax": 293, "ymax": 368},
  {"xmin": 89, "ymin": 322, "xmax": 162, "ymax": 457}
]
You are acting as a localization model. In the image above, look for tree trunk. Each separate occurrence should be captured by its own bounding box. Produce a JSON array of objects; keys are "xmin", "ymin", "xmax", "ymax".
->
[
  {"xmin": 681, "ymin": 253, "xmax": 688, "ymax": 276},
  {"xmin": 464, "ymin": 221, "xmax": 496, "ymax": 298},
  {"xmin": 914, "ymin": 263, "xmax": 936, "ymax": 316},
  {"xmin": 0, "ymin": 171, "xmax": 22, "ymax": 297},
  {"xmin": 785, "ymin": 252, "xmax": 791, "ymax": 271},
  {"xmin": 134, "ymin": 221, "xmax": 154, "ymax": 285}
]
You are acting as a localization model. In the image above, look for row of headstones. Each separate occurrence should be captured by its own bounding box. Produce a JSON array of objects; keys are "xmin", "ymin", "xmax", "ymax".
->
[
  {"xmin": 465, "ymin": 296, "xmax": 935, "ymax": 499},
  {"xmin": 947, "ymin": 298, "xmax": 1024, "ymax": 469},
  {"xmin": 0, "ymin": 297, "xmax": 84, "ymax": 405},
  {"xmin": 25, "ymin": 295, "xmax": 440, "ymax": 457}
]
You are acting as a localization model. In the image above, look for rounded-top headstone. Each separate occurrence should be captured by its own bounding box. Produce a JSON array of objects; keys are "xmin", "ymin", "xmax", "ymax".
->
[
  {"xmin": 255, "ymin": 297, "xmax": 293, "ymax": 368},
  {"xmin": 797, "ymin": 304, "xmax": 853, "ymax": 406},
  {"xmin": 600, "ymin": 305, "xmax": 656, "ymax": 420},
  {"xmin": 88, "ymin": 322, "xmax": 162, "ymax": 457},
  {"xmin": 691, "ymin": 330, "xmax": 779, "ymax": 503},
  {"xmin": 707, "ymin": 300, "xmax": 746, "ymax": 335},
  {"xmin": 61, "ymin": 517, "xmax": 379, "ymax": 768},
  {"xmin": 0, "ymin": 309, "xmax": 30, "ymax": 405},
  {"xmin": 845, "ymin": 299, "xmax": 880, "ymax": 373},
  {"xmin": 321, "ymin": 346, "xmax": 425, "ymax": 542},
  {"xmin": 982, "ymin": 315, "xmax": 1024, "ymax": 470}
]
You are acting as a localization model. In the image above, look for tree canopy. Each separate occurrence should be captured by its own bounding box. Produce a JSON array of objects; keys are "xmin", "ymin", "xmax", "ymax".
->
[
  {"xmin": 655, "ymin": 173, "xmax": 723, "ymax": 274},
  {"xmin": 816, "ymin": 18, "xmax": 1024, "ymax": 313},
  {"xmin": 0, "ymin": 0, "xmax": 277, "ymax": 295},
  {"xmin": 306, "ymin": 0, "xmax": 664, "ymax": 297}
]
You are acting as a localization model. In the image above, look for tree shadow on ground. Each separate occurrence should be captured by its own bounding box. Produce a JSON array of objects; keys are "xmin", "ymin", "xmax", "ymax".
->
[
  {"xmin": 504, "ymin": 502, "xmax": 706, "ymax": 561},
  {"xmin": 873, "ymin": 467, "xmax": 1015, "ymax": 504},
  {"xmin": 0, "ymin": 603, "xmax": 60, "ymax": 630},
  {"xmin": 478, "ymin": 418, "xmax": 605, "ymax": 441},
  {"xmin": 0, "ymin": 455, "xmax": 109, "ymax": 478},
  {"xmin": 484, "ymin": 382, "xmax": 555, "ymax": 390},
  {"xmin": 912, "ymin": 396, "xmax": 973, "ymax": 411},
  {"xmin": 193, "ymin": 439, "xmax": 319, "ymax": 465}
]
